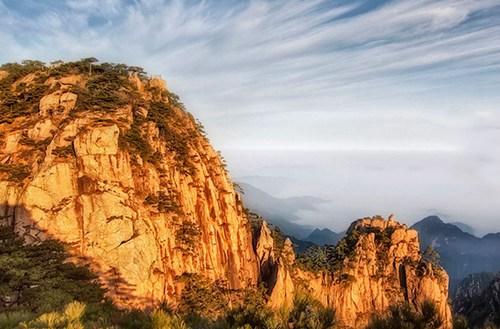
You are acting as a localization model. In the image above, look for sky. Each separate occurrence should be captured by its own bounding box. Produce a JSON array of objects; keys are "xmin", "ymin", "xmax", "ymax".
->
[{"xmin": 1, "ymin": 0, "xmax": 500, "ymax": 234}]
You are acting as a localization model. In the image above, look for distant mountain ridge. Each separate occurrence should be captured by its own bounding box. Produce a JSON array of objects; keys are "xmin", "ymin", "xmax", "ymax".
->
[
  {"xmin": 450, "ymin": 221, "xmax": 475, "ymax": 235},
  {"xmin": 411, "ymin": 216, "xmax": 500, "ymax": 291},
  {"xmin": 453, "ymin": 272, "xmax": 495, "ymax": 314},
  {"xmin": 235, "ymin": 181, "xmax": 322, "ymax": 239},
  {"xmin": 455, "ymin": 272, "xmax": 500, "ymax": 328},
  {"xmin": 303, "ymin": 228, "xmax": 343, "ymax": 246}
]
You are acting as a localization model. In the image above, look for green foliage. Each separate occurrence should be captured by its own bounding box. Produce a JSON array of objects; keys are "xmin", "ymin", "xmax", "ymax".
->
[
  {"xmin": 332, "ymin": 228, "xmax": 360, "ymax": 266},
  {"xmin": 0, "ymin": 72, "xmax": 50, "ymax": 123},
  {"xmin": 19, "ymin": 137, "xmax": 52, "ymax": 152},
  {"xmin": 0, "ymin": 310, "xmax": 36, "ymax": 329},
  {"xmin": 175, "ymin": 221, "xmax": 202, "ymax": 254},
  {"xmin": 147, "ymin": 100, "xmax": 194, "ymax": 174},
  {"xmin": 0, "ymin": 226, "xmax": 106, "ymax": 314},
  {"xmin": 151, "ymin": 310, "xmax": 189, "ymax": 329},
  {"xmin": 453, "ymin": 315, "xmax": 469, "ymax": 329},
  {"xmin": 285, "ymin": 290, "xmax": 336, "ymax": 329},
  {"xmin": 216, "ymin": 285, "xmax": 274, "ymax": 329},
  {"xmin": 296, "ymin": 229, "xmax": 360, "ymax": 274},
  {"xmin": 367, "ymin": 301, "xmax": 443, "ymax": 329},
  {"xmin": 0, "ymin": 61, "xmax": 44, "ymax": 82},
  {"xmin": 296, "ymin": 245, "xmax": 329, "ymax": 273},
  {"xmin": 73, "ymin": 70, "xmax": 133, "ymax": 112},
  {"xmin": 271, "ymin": 226, "xmax": 285, "ymax": 257},
  {"xmin": 16, "ymin": 301, "xmax": 86, "ymax": 329},
  {"xmin": 422, "ymin": 246, "xmax": 441, "ymax": 268},
  {"xmin": 145, "ymin": 191, "xmax": 181, "ymax": 213},
  {"xmin": 120, "ymin": 116, "xmax": 154, "ymax": 162},
  {"xmin": 46, "ymin": 58, "xmax": 147, "ymax": 80},
  {"xmin": 119, "ymin": 98, "xmax": 197, "ymax": 174},
  {"xmin": 0, "ymin": 163, "xmax": 30, "ymax": 182},
  {"xmin": 52, "ymin": 145, "xmax": 76, "ymax": 158},
  {"xmin": 176, "ymin": 274, "xmax": 228, "ymax": 319}
]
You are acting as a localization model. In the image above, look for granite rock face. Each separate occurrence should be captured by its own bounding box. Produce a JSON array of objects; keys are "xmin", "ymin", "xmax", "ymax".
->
[
  {"xmin": 257, "ymin": 217, "xmax": 452, "ymax": 328},
  {"xmin": 0, "ymin": 69, "xmax": 258, "ymax": 308}
]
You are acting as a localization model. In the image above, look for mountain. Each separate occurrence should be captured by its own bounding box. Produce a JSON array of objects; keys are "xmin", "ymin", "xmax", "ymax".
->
[
  {"xmin": 452, "ymin": 272, "xmax": 495, "ymax": 314},
  {"xmin": 456, "ymin": 272, "xmax": 500, "ymax": 328},
  {"xmin": 412, "ymin": 216, "xmax": 500, "ymax": 291},
  {"xmin": 0, "ymin": 60, "xmax": 452, "ymax": 328},
  {"xmin": 304, "ymin": 228, "xmax": 342, "ymax": 246},
  {"xmin": 450, "ymin": 221, "xmax": 475, "ymax": 235},
  {"xmin": 235, "ymin": 181, "xmax": 318, "ymax": 238},
  {"xmin": 234, "ymin": 175, "xmax": 296, "ymax": 197},
  {"xmin": 287, "ymin": 235, "xmax": 316, "ymax": 253}
]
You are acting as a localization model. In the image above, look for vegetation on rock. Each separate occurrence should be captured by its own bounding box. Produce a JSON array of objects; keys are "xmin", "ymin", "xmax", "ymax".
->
[
  {"xmin": 367, "ymin": 301, "xmax": 443, "ymax": 329},
  {"xmin": 0, "ymin": 226, "xmax": 106, "ymax": 315}
]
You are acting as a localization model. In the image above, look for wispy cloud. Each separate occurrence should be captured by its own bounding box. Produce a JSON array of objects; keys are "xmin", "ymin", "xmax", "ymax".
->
[{"xmin": 1, "ymin": 0, "xmax": 500, "ymax": 231}]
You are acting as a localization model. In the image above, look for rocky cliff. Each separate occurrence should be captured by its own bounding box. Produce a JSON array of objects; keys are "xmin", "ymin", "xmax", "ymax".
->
[
  {"xmin": 0, "ymin": 60, "xmax": 451, "ymax": 328},
  {"xmin": 256, "ymin": 216, "xmax": 452, "ymax": 328},
  {"xmin": 0, "ymin": 61, "xmax": 258, "ymax": 308}
]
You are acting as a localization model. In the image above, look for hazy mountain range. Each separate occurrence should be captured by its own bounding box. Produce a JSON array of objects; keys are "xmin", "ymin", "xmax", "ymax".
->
[
  {"xmin": 237, "ymin": 180, "xmax": 500, "ymax": 293},
  {"xmin": 235, "ymin": 182, "xmax": 318, "ymax": 239},
  {"xmin": 454, "ymin": 272, "xmax": 500, "ymax": 327},
  {"xmin": 411, "ymin": 216, "xmax": 500, "ymax": 291}
]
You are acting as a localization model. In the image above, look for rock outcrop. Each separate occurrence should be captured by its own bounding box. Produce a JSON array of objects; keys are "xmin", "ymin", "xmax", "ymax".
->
[
  {"xmin": 0, "ymin": 62, "xmax": 452, "ymax": 327},
  {"xmin": 257, "ymin": 217, "xmax": 452, "ymax": 328},
  {"xmin": 0, "ymin": 64, "xmax": 258, "ymax": 308}
]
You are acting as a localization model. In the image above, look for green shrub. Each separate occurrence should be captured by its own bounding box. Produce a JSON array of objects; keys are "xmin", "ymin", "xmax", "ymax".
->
[
  {"xmin": 286, "ymin": 290, "xmax": 336, "ymax": 329},
  {"xmin": 19, "ymin": 137, "xmax": 52, "ymax": 152},
  {"xmin": 52, "ymin": 145, "xmax": 76, "ymax": 158},
  {"xmin": 120, "ymin": 116, "xmax": 153, "ymax": 162},
  {"xmin": 151, "ymin": 310, "xmax": 189, "ymax": 329},
  {"xmin": 147, "ymin": 100, "xmax": 195, "ymax": 174},
  {"xmin": 0, "ymin": 77, "xmax": 49, "ymax": 124},
  {"xmin": 422, "ymin": 246, "xmax": 441, "ymax": 268},
  {"xmin": 0, "ymin": 226, "xmax": 106, "ymax": 314},
  {"xmin": 175, "ymin": 221, "xmax": 202, "ymax": 254},
  {"xmin": 18, "ymin": 301, "xmax": 86, "ymax": 329},
  {"xmin": 367, "ymin": 301, "xmax": 442, "ymax": 329},
  {"xmin": 145, "ymin": 191, "xmax": 181, "ymax": 213},
  {"xmin": 73, "ymin": 71, "xmax": 132, "ymax": 112},
  {"xmin": 176, "ymin": 274, "xmax": 228, "ymax": 320},
  {"xmin": 0, "ymin": 163, "xmax": 30, "ymax": 182},
  {"xmin": 0, "ymin": 310, "xmax": 36, "ymax": 329},
  {"xmin": 296, "ymin": 229, "xmax": 360, "ymax": 275}
]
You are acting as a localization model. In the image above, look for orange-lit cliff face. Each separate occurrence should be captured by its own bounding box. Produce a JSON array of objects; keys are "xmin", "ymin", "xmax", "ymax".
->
[
  {"xmin": 257, "ymin": 217, "xmax": 452, "ymax": 328},
  {"xmin": 0, "ymin": 63, "xmax": 451, "ymax": 327},
  {"xmin": 0, "ymin": 65, "xmax": 258, "ymax": 308}
]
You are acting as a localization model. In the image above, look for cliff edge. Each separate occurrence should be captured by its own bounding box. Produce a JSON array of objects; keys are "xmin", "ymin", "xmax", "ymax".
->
[{"xmin": 256, "ymin": 216, "xmax": 452, "ymax": 328}]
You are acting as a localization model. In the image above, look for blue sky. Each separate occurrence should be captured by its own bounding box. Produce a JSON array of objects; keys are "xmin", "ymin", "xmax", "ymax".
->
[{"xmin": 2, "ymin": 0, "xmax": 500, "ymax": 233}]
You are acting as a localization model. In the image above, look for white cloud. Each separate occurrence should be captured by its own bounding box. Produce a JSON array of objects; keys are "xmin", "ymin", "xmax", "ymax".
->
[{"xmin": 1, "ymin": 0, "xmax": 499, "ymax": 232}]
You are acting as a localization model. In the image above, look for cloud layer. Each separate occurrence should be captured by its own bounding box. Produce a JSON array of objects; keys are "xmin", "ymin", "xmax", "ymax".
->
[{"xmin": 1, "ymin": 0, "xmax": 500, "ymax": 232}]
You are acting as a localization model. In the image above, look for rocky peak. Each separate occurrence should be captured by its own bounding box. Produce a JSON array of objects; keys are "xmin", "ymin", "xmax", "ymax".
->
[
  {"xmin": 0, "ymin": 60, "xmax": 258, "ymax": 308},
  {"xmin": 293, "ymin": 216, "xmax": 451, "ymax": 328},
  {"xmin": 420, "ymin": 215, "xmax": 444, "ymax": 224}
]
